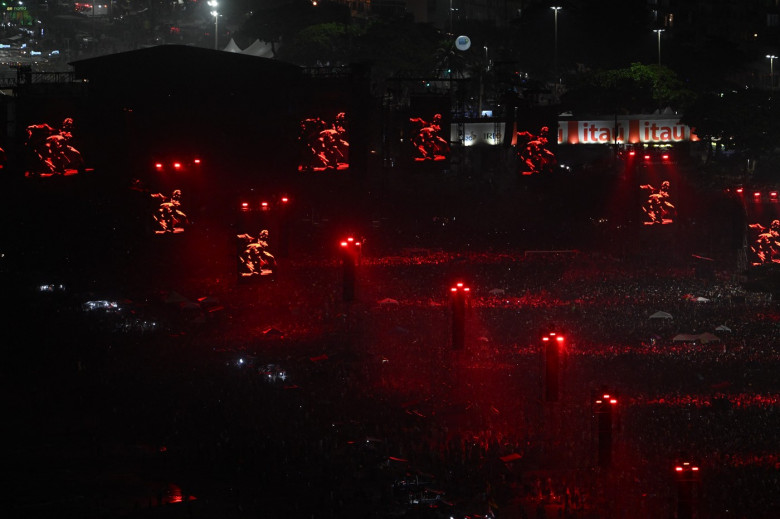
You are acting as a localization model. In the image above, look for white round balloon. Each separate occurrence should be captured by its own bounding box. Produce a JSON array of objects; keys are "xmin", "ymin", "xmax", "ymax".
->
[{"xmin": 455, "ymin": 35, "xmax": 471, "ymax": 51}]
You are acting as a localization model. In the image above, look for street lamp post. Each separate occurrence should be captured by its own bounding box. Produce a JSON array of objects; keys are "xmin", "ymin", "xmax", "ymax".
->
[
  {"xmin": 767, "ymin": 54, "xmax": 777, "ymax": 91},
  {"xmin": 208, "ymin": 0, "xmax": 219, "ymax": 50},
  {"xmin": 551, "ymin": 6, "xmax": 561, "ymax": 75},
  {"xmin": 654, "ymin": 29, "xmax": 664, "ymax": 65}
]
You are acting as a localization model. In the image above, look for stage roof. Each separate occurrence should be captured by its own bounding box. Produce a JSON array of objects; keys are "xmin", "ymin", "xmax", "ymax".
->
[{"xmin": 70, "ymin": 45, "xmax": 303, "ymax": 97}]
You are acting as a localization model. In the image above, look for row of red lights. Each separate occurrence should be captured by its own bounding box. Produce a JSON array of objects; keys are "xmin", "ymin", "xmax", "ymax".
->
[
  {"xmin": 240, "ymin": 197, "xmax": 289, "ymax": 211},
  {"xmin": 542, "ymin": 332, "xmax": 565, "ymax": 342},
  {"xmin": 595, "ymin": 393, "xmax": 618, "ymax": 405},
  {"xmin": 675, "ymin": 461, "xmax": 699, "ymax": 472},
  {"xmin": 450, "ymin": 281, "xmax": 470, "ymax": 293},
  {"xmin": 154, "ymin": 159, "xmax": 201, "ymax": 170},
  {"xmin": 340, "ymin": 236, "xmax": 362, "ymax": 248},
  {"xmin": 627, "ymin": 150, "xmax": 671, "ymax": 161},
  {"xmin": 734, "ymin": 187, "xmax": 779, "ymax": 201}
]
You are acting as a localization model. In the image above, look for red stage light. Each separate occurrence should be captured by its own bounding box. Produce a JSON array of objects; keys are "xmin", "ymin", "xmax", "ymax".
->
[
  {"xmin": 662, "ymin": 154, "xmax": 670, "ymax": 160},
  {"xmin": 281, "ymin": 197, "xmax": 289, "ymax": 203},
  {"xmin": 542, "ymin": 336, "xmax": 549, "ymax": 341},
  {"xmin": 736, "ymin": 187, "xmax": 744, "ymax": 193},
  {"xmin": 556, "ymin": 335, "xmax": 564, "ymax": 342},
  {"xmin": 241, "ymin": 202, "xmax": 249, "ymax": 210},
  {"xmin": 691, "ymin": 467, "xmax": 699, "ymax": 471},
  {"xmin": 644, "ymin": 154, "xmax": 651, "ymax": 160},
  {"xmin": 155, "ymin": 163, "xmax": 163, "ymax": 170},
  {"xmin": 261, "ymin": 201, "xmax": 269, "ymax": 210},
  {"xmin": 173, "ymin": 162, "xmax": 182, "ymax": 169},
  {"xmin": 609, "ymin": 399, "xmax": 617, "ymax": 404},
  {"xmin": 340, "ymin": 241, "xmax": 348, "ymax": 247},
  {"xmin": 193, "ymin": 158, "xmax": 201, "ymax": 164},
  {"xmin": 675, "ymin": 466, "xmax": 683, "ymax": 472},
  {"xmin": 628, "ymin": 150, "xmax": 636, "ymax": 156}
]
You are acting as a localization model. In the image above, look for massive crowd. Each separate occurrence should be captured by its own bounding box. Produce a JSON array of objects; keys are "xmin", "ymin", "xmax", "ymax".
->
[{"xmin": 9, "ymin": 242, "xmax": 779, "ymax": 519}]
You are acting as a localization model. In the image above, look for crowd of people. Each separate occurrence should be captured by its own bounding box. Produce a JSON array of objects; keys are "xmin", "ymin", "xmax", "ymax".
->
[{"xmin": 11, "ymin": 241, "xmax": 780, "ymax": 519}]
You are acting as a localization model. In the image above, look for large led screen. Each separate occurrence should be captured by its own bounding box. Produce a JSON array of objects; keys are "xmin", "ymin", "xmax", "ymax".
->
[
  {"xmin": 297, "ymin": 112, "xmax": 349, "ymax": 172},
  {"xmin": 24, "ymin": 117, "xmax": 85, "ymax": 177},
  {"xmin": 746, "ymin": 193, "xmax": 780, "ymax": 266},
  {"xmin": 639, "ymin": 180, "xmax": 676, "ymax": 226},
  {"xmin": 512, "ymin": 125, "xmax": 557, "ymax": 176}
]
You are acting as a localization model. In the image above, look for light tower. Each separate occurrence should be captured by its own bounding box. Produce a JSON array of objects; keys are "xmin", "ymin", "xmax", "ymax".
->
[
  {"xmin": 551, "ymin": 6, "xmax": 562, "ymax": 75},
  {"xmin": 767, "ymin": 54, "xmax": 777, "ymax": 91},
  {"xmin": 208, "ymin": 0, "xmax": 219, "ymax": 50},
  {"xmin": 450, "ymin": 282, "xmax": 469, "ymax": 350},
  {"xmin": 542, "ymin": 332, "xmax": 564, "ymax": 402},
  {"xmin": 339, "ymin": 236, "xmax": 361, "ymax": 301},
  {"xmin": 674, "ymin": 461, "xmax": 701, "ymax": 519},
  {"xmin": 594, "ymin": 391, "xmax": 618, "ymax": 468},
  {"xmin": 653, "ymin": 29, "xmax": 665, "ymax": 65}
]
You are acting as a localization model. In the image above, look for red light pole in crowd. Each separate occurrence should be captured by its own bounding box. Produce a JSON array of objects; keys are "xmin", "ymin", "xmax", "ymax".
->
[
  {"xmin": 450, "ymin": 282, "xmax": 469, "ymax": 350},
  {"xmin": 542, "ymin": 332, "xmax": 564, "ymax": 402},
  {"xmin": 675, "ymin": 461, "xmax": 701, "ymax": 519},
  {"xmin": 594, "ymin": 391, "xmax": 618, "ymax": 468},
  {"xmin": 340, "ymin": 237, "xmax": 361, "ymax": 302}
]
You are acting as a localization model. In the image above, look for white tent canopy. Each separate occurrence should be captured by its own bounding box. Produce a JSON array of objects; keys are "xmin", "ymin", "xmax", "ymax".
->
[
  {"xmin": 223, "ymin": 38, "xmax": 243, "ymax": 53},
  {"xmin": 649, "ymin": 311, "xmax": 673, "ymax": 319},
  {"xmin": 242, "ymin": 39, "xmax": 274, "ymax": 58}
]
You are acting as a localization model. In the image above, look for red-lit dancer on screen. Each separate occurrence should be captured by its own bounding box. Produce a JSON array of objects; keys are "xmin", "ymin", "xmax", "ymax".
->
[
  {"xmin": 25, "ymin": 117, "xmax": 84, "ymax": 175},
  {"xmin": 410, "ymin": 113, "xmax": 450, "ymax": 161},
  {"xmin": 151, "ymin": 189, "xmax": 188, "ymax": 233},
  {"xmin": 516, "ymin": 126, "xmax": 556, "ymax": 175},
  {"xmin": 299, "ymin": 114, "xmax": 349, "ymax": 171},
  {"xmin": 640, "ymin": 180, "xmax": 676, "ymax": 225},
  {"xmin": 237, "ymin": 229, "xmax": 276, "ymax": 275},
  {"xmin": 750, "ymin": 219, "xmax": 780, "ymax": 265}
]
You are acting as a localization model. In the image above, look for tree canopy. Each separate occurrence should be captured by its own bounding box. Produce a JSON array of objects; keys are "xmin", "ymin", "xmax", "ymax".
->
[{"xmin": 561, "ymin": 63, "xmax": 696, "ymax": 115}]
